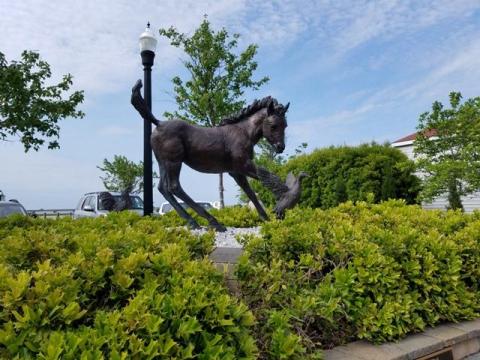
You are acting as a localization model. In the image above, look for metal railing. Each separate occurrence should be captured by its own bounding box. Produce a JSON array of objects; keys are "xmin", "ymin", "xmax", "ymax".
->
[{"xmin": 27, "ymin": 209, "xmax": 74, "ymax": 219}]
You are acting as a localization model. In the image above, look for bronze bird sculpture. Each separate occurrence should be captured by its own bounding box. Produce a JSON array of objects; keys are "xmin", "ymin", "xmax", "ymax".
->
[{"xmin": 257, "ymin": 167, "xmax": 308, "ymax": 219}]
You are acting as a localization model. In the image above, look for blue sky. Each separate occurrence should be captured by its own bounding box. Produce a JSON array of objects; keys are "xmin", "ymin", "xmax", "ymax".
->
[{"xmin": 1, "ymin": 0, "xmax": 480, "ymax": 209}]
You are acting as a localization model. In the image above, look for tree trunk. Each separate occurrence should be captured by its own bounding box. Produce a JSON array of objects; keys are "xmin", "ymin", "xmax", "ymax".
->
[
  {"xmin": 219, "ymin": 173, "xmax": 225, "ymax": 208},
  {"xmin": 447, "ymin": 179, "xmax": 464, "ymax": 211}
]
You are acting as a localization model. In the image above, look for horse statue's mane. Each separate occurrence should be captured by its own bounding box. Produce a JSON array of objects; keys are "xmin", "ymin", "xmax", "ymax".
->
[{"xmin": 218, "ymin": 96, "xmax": 281, "ymax": 126}]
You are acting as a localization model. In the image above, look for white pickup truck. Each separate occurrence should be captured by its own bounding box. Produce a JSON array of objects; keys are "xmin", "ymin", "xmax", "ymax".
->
[{"xmin": 73, "ymin": 192, "xmax": 144, "ymax": 219}]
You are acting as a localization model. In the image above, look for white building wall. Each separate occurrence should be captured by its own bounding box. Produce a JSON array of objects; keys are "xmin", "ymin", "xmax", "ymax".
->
[{"xmin": 393, "ymin": 142, "xmax": 480, "ymax": 213}]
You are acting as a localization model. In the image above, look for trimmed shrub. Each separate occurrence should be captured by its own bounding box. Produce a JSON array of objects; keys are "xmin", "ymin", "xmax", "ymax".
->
[
  {"xmin": 0, "ymin": 213, "xmax": 257, "ymax": 359},
  {"xmin": 236, "ymin": 200, "xmax": 480, "ymax": 358},
  {"xmin": 2, "ymin": 203, "xmax": 480, "ymax": 359},
  {"xmin": 251, "ymin": 143, "xmax": 421, "ymax": 208}
]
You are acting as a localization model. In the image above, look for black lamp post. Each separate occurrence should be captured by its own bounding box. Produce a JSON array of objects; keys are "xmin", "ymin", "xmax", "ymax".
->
[{"xmin": 139, "ymin": 23, "xmax": 157, "ymax": 216}]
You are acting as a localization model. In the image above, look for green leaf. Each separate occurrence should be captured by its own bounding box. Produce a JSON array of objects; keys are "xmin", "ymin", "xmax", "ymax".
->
[{"xmin": 0, "ymin": 50, "xmax": 84, "ymax": 152}]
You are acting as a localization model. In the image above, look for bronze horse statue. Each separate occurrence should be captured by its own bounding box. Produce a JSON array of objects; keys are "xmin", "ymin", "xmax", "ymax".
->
[{"xmin": 131, "ymin": 80, "xmax": 289, "ymax": 231}]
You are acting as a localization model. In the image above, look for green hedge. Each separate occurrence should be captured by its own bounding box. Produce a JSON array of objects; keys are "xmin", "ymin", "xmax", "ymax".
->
[
  {"xmin": 0, "ymin": 212, "xmax": 257, "ymax": 359},
  {"xmin": 2, "ymin": 203, "xmax": 480, "ymax": 359},
  {"xmin": 236, "ymin": 201, "xmax": 480, "ymax": 358},
  {"xmin": 252, "ymin": 143, "xmax": 421, "ymax": 208}
]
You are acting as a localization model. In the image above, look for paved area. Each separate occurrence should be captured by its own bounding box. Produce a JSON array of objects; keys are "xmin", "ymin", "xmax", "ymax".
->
[
  {"xmin": 209, "ymin": 247, "xmax": 243, "ymax": 263},
  {"xmin": 324, "ymin": 319, "xmax": 480, "ymax": 360},
  {"xmin": 192, "ymin": 226, "xmax": 260, "ymax": 248}
]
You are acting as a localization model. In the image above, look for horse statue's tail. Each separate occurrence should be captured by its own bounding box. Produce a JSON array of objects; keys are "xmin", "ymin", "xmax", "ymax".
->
[{"xmin": 131, "ymin": 79, "xmax": 161, "ymax": 126}]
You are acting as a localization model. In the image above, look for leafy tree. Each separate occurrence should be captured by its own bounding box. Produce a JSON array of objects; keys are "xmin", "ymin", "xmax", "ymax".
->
[
  {"xmin": 381, "ymin": 163, "xmax": 396, "ymax": 200},
  {"xmin": 255, "ymin": 139, "xmax": 284, "ymax": 164},
  {"xmin": 335, "ymin": 176, "xmax": 348, "ymax": 203},
  {"xmin": 414, "ymin": 92, "xmax": 480, "ymax": 210},
  {"xmin": 254, "ymin": 140, "xmax": 307, "ymax": 166},
  {"xmin": 250, "ymin": 143, "xmax": 420, "ymax": 209},
  {"xmin": 0, "ymin": 50, "xmax": 84, "ymax": 151},
  {"xmin": 97, "ymin": 155, "xmax": 158, "ymax": 193},
  {"xmin": 159, "ymin": 17, "xmax": 269, "ymax": 207}
]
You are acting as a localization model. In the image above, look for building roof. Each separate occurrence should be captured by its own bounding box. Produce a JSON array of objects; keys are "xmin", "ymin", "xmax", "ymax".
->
[{"xmin": 392, "ymin": 129, "xmax": 437, "ymax": 144}]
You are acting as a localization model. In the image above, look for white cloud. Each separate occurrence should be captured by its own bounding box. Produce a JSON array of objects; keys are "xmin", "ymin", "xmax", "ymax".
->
[
  {"xmin": 2, "ymin": 0, "xmax": 477, "ymax": 96},
  {"xmin": 322, "ymin": 0, "xmax": 479, "ymax": 57},
  {"xmin": 288, "ymin": 103, "xmax": 377, "ymax": 148},
  {"xmin": 398, "ymin": 37, "xmax": 480, "ymax": 100},
  {"xmin": 288, "ymin": 28, "xmax": 480, "ymax": 150},
  {"xmin": 99, "ymin": 125, "xmax": 136, "ymax": 137},
  {"xmin": 0, "ymin": 0, "xmax": 247, "ymax": 95}
]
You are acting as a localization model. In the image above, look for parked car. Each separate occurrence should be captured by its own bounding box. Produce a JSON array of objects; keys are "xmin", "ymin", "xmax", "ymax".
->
[
  {"xmin": 158, "ymin": 201, "xmax": 213, "ymax": 215},
  {"xmin": 73, "ymin": 192, "xmax": 144, "ymax": 219},
  {"xmin": 0, "ymin": 200, "xmax": 27, "ymax": 218}
]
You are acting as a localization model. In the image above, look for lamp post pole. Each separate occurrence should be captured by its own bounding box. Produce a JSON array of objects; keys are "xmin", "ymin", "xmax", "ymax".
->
[{"xmin": 139, "ymin": 23, "xmax": 157, "ymax": 216}]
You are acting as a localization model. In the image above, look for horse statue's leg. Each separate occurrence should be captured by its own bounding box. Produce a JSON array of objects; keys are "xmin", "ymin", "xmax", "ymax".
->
[
  {"xmin": 158, "ymin": 163, "xmax": 200, "ymax": 229},
  {"xmin": 230, "ymin": 158, "xmax": 270, "ymax": 221},
  {"xmin": 229, "ymin": 173, "xmax": 269, "ymax": 220},
  {"xmin": 164, "ymin": 161, "xmax": 227, "ymax": 232}
]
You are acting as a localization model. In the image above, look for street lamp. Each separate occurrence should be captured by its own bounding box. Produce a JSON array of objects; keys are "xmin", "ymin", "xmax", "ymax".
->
[{"xmin": 139, "ymin": 22, "xmax": 157, "ymax": 216}]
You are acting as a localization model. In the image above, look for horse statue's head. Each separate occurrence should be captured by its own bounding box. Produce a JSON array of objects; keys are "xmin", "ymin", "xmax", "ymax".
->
[
  {"xmin": 262, "ymin": 99, "xmax": 289, "ymax": 153},
  {"xmin": 219, "ymin": 96, "xmax": 290, "ymax": 153}
]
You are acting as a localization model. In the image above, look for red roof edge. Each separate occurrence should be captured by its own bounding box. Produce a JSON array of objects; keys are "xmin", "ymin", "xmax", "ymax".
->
[{"xmin": 392, "ymin": 129, "xmax": 437, "ymax": 144}]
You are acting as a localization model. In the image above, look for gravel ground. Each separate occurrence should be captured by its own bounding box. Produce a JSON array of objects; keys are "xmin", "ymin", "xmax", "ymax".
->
[{"xmin": 191, "ymin": 226, "xmax": 261, "ymax": 248}]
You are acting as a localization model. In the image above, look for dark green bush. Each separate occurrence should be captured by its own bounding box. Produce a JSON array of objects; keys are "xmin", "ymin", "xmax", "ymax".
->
[
  {"xmin": 251, "ymin": 143, "xmax": 421, "ymax": 208},
  {"xmin": 0, "ymin": 213, "xmax": 257, "ymax": 359},
  {"xmin": 236, "ymin": 200, "xmax": 480, "ymax": 358}
]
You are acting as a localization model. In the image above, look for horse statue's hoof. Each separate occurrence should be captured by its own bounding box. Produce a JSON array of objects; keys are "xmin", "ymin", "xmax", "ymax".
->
[
  {"xmin": 211, "ymin": 223, "xmax": 227, "ymax": 232},
  {"xmin": 187, "ymin": 219, "xmax": 201, "ymax": 230}
]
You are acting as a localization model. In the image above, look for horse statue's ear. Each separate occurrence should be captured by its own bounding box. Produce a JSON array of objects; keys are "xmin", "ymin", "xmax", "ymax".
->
[
  {"xmin": 268, "ymin": 101, "xmax": 275, "ymax": 115},
  {"xmin": 284, "ymin": 102, "xmax": 290, "ymax": 113}
]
